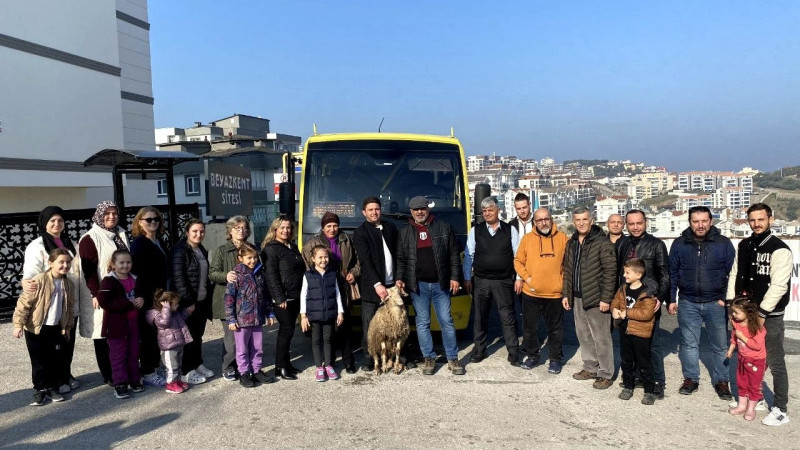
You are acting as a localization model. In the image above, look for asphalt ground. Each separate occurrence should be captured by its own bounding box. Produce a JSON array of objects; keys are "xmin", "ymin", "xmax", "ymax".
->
[{"xmin": 1, "ymin": 307, "xmax": 798, "ymax": 449}]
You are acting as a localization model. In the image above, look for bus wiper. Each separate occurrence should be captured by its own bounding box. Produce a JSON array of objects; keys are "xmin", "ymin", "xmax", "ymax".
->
[{"xmin": 381, "ymin": 212, "xmax": 410, "ymax": 220}]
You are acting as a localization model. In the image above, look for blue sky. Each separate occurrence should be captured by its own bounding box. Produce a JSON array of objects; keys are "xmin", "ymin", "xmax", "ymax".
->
[{"xmin": 150, "ymin": 1, "xmax": 799, "ymax": 172}]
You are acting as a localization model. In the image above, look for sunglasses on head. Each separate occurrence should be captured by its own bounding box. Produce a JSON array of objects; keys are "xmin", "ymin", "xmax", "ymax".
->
[{"xmin": 142, "ymin": 217, "xmax": 161, "ymax": 223}]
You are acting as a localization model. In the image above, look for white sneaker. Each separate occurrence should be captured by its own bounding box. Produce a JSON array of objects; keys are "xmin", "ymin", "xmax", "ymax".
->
[
  {"xmin": 195, "ymin": 364, "xmax": 215, "ymax": 378},
  {"xmin": 181, "ymin": 370, "xmax": 207, "ymax": 385},
  {"xmin": 762, "ymin": 407, "xmax": 790, "ymax": 426}
]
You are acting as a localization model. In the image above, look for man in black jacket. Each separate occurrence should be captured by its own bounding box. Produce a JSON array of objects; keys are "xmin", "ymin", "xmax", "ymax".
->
[
  {"xmin": 353, "ymin": 196, "xmax": 399, "ymax": 372},
  {"xmin": 727, "ymin": 203, "xmax": 792, "ymax": 427},
  {"xmin": 616, "ymin": 209, "xmax": 671, "ymax": 399},
  {"xmin": 396, "ymin": 196, "xmax": 464, "ymax": 375}
]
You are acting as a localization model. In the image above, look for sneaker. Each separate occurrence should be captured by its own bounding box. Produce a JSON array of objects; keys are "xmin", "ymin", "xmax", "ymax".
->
[
  {"xmin": 508, "ymin": 354, "xmax": 521, "ymax": 367},
  {"xmin": 422, "ymin": 357, "xmax": 436, "ymax": 376},
  {"xmin": 165, "ymin": 381, "xmax": 185, "ymax": 394},
  {"xmin": 714, "ymin": 381, "xmax": 733, "ymax": 401},
  {"xmin": 222, "ymin": 368, "xmax": 239, "ymax": 382},
  {"xmin": 30, "ymin": 390, "xmax": 47, "ymax": 406},
  {"xmin": 69, "ymin": 377, "xmax": 80, "ymax": 390},
  {"xmin": 129, "ymin": 382, "xmax": 144, "ymax": 393},
  {"xmin": 520, "ymin": 356, "xmax": 539, "ymax": 370},
  {"xmin": 756, "ymin": 399, "xmax": 768, "ymax": 411},
  {"xmin": 142, "ymin": 372, "xmax": 167, "ymax": 387},
  {"xmin": 619, "ymin": 388, "xmax": 634, "ymax": 400},
  {"xmin": 324, "ymin": 365, "xmax": 339, "ymax": 380},
  {"xmin": 195, "ymin": 364, "xmax": 215, "ymax": 378},
  {"xmin": 641, "ymin": 393, "xmax": 656, "ymax": 405},
  {"xmin": 48, "ymin": 388, "xmax": 65, "ymax": 402},
  {"xmin": 572, "ymin": 370, "xmax": 597, "ymax": 381},
  {"xmin": 254, "ymin": 370, "xmax": 276, "ymax": 384},
  {"xmin": 593, "ymin": 378, "xmax": 613, "ymax": 390},
  {"xmin": 58, "ymin": 384, "xmax": 71, "ymax": 395},
  {"xmin": 547, "ymin": 361, "xmax": 562, "ymax": 374},
  {"xmin": 762, "ymin": 407, "xmax": 791, "ymax": 426},
  {"xmin": 239, "ymin": 372, "xmax": 257, "ymax": 388},
  {"xmin": 653, "ymin": 382, "xmax": 665, "ymax": 400},
  {"xmin": 678, "ymin": 378, "xmax": 699, "ymax": 395},
  {"xmin": 178, "ymin": 380, "xmax": 189, "ymax": 390},
  {"xmin": 114, "ymin": 384, "xmax": 130, "ymax": 399},
  {"xmin": 181, "ymin": 370, "xmax": 207, "ymax": 385},
  {"xmin": 448, "ymin": 359, "xmax": 465, "ymax": 375},
  {"xmin": 315, "ymin": 367, "xmax": 327, "ymax": 382}
]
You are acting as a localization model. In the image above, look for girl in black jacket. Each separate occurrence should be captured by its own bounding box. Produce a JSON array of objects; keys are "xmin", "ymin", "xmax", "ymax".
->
[{"xmin": 261, "ymin": 216, "xmax": 305, "ymax": 380}]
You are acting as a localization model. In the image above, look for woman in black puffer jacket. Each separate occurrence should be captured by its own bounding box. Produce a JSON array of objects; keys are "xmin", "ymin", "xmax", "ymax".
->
[{"xmin": 261, "ymin": 216, "xmax": 305, "ymax": 380}]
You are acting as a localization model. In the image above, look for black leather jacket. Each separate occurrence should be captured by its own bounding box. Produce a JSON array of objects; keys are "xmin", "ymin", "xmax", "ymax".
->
[
  {"xmin": 616, "ymin": 233, "xmax": 671, "ymax": 304},
  {"xmin": 396, "ymin": 218, "xmax": 461, "ymax": 293}
]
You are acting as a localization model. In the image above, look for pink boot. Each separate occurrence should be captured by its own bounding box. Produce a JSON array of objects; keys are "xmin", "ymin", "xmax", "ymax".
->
[
  {"xmin": 744, "ymin": 398, "xmax": 758, "ymax": 421},
  {"xmin": 729, "ymin": 396, "xmax": 747, "ymax": 416}
]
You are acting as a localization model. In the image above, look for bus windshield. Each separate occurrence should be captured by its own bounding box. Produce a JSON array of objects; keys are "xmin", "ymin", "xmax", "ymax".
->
[{"xmin": 301, "ymin": 140, "xmax": 467, "ymax": 240}]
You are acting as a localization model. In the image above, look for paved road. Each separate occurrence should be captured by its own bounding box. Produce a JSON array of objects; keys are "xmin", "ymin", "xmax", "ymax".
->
[{"xmin": 1, "ymin": 314, "xmax": 798, "ymax": 449}]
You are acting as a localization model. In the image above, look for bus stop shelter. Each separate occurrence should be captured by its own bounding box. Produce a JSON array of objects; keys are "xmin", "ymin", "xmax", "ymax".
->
[{"xmin": 83, "ymin": 149, "xmax": 199, "ymax": 242}]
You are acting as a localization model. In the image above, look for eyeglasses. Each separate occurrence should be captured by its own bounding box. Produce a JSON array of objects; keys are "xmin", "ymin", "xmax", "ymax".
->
[
  {"xmin": 232, "ymin": 226, "xmax": 247, "ymax": 232},
  {"xmin": 142, "ymin": 217, "xmax": 161, "ymax": 223}
]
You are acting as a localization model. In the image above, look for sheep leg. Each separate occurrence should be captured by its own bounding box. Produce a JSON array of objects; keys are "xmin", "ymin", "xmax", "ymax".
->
[
  {"xmin": 394, "ymin": 341, "xmax": 404, "ymax": 374},
  {"xmin": 381, "ymin": 342, "xmax": 390, "ymax": 374}
]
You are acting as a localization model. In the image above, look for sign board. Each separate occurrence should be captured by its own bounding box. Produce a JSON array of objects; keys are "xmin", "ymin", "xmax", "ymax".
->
[{"xmin": 206, "ymin": 161, "xmax": 253, "ymax": 216}]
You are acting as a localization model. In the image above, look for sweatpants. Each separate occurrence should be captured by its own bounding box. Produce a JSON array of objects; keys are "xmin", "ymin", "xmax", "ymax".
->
[
  {"xmin": 163, "ymin": 347, "xmax": 184, "ymax": 383},
  {"xmin": 234, "ymin": 326, "xmax": 263, "ymax": 375},
  {"xmin": 573, "ymin": 297, "xmax": 614, "ymax": 379},
  {"xmin": 620, "ymin": 331, "xmax": 654, "ymax": 393},
  {"xmin": 736, "ymin": 355, "xmax": 766, "ymax": 401},
  {"xmin": 108, "ymin": 310, "xmax": 141, "ymax": 385},
  {"xmin": 24, "ymin": 325, "xmax": 68, "ymax": 391}
]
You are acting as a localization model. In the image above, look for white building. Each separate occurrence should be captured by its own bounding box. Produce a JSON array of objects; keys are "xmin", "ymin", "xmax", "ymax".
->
[
  {"xmin": 595, "ymin": 195, "xmax": 632, "ymax": 223},
  {"xmin": 0, "ymin": 0, "xmax": 155, "ymax": 212}
]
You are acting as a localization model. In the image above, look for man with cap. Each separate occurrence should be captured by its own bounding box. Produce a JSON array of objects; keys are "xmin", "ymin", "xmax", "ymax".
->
[{"xmin": 396, "ymin": 196, "xmax": 465, "ymax": 375}]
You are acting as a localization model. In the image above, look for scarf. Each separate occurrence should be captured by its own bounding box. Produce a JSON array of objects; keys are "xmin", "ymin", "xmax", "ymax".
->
[
  {"xmin": 92, "ymin": 201, "xmax": 128, "ymax": 250},
  {"xmin": 38, "ymin": 206, "xmax": 76, "ymax": 254},
  {"xmin": 327, "ymin": 236, "xmax": 342, "ymax": 261}
]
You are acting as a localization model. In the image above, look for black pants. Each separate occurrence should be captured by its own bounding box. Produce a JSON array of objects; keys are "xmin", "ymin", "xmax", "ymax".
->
[
  {"xmin": 311, "ymin": 320, "xmax": 335, "ymax": 367},
  {"xmin": 274, "ymin": 300, "xmax": 300, "ymax": 370},
  {"xmin": 138, "ymin": 308, "xmax": 161, "ymax": 375},
  {"xmin": 25, "ymin": 325, "xmax": 68, "ymax": 391},
  {"xmin": 64, "ymin": 316, "xmax": 78, "ymax": 382},
  {"xmin": 472, "ymin": 277, "xmax": 519, "ymax": 358},
  {"xmin": 93, "ymin": 338, "xmax": 113, "ymax": 383},
  {"xmin": 182, "ymin": 302, "xmax": 208, "ymax": 374},
  {"xmin": 520, "ymin": 294, "xmax": 564, "ymax": 362},
  {"xmin": 360, "ymin": 300, "xmax": 379, "ymax": 358},
  {"xmin": 765, "ymin": 315, "xmax": 789, "ymax": 411},
  {"xmin": 335, "ymin": 304, "xmax": 355, "ymax": 367},
  {"xmin": 621, "ymin": 330, "xmax": 654, "ymax": 394}
]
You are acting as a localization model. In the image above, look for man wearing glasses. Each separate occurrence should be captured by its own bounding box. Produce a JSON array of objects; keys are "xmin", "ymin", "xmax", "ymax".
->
[
  {"xmin": 668, "ymin": 206, "xmax": 735, "ymax": 400},
  {"xmin": 463, "ymin": 197, "xmax": 521, "ymax": 366},
  {"xmin": 616, "ymin": 209, "xmax": 670, "ymax": 399},
  {"xmin": 513, "ymin": 208, "xmax": 568, "ymax": 374}
]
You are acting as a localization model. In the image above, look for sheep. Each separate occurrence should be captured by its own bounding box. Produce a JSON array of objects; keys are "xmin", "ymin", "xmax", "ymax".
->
[{"xmin": 366, "ymin": 286, "xmax": 410, "ymax": 375}]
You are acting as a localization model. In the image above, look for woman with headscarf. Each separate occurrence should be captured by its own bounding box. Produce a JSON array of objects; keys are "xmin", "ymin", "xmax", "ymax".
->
[
  {"xmin": 130, "ymin": 206, "xmax": 170, "ymax": 387},
  {"xmin": 262, "ymin": 216, "xmax": 305, "ymax": 380},
  {"xmin": 78, "ymin": 201, "xmax": 130, "ymax": 386},
  {"xmin": 21, "ymin": 206, "xmax": 91, "ymax": 393},
  {"xmin": 302, "ymin": 212, "xmax": 361, "ymax": 373}
]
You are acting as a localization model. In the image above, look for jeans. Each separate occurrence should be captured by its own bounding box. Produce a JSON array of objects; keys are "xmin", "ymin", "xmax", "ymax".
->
[
  {"xmin": 411, "ymin": 282, "xmax": 459, "ymax": 361},
  {"xmin": 677, "ymin": 300, "xmax": 728, "ymax": 383},
  {"xmin": 764, "ymin": 316, "xmax": 788, "ymax": 412}
]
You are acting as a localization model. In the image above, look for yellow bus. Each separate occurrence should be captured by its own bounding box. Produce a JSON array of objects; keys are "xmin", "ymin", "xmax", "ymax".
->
[{"xmin": 295, "ymin": 129, "xmax": 472, "ymax": 330}]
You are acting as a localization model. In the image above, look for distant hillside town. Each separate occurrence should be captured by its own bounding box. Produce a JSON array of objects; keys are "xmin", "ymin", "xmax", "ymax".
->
[{"xmin": 466, "ymin": 154, "xmax": 799, "ymax": 238}]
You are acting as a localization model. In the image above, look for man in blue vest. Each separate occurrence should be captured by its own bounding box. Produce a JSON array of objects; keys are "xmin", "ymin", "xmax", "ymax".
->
[
  {"xmin": 463, "ymin": 196, "xmax": 521, "ymax": 366},
  {"xmin": 727, "ymin": 203, "xmax": 792, "ymax": 427}
]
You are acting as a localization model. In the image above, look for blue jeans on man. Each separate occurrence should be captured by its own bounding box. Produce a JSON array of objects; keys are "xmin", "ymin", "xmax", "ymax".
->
[
  {"xmin": 411, "ymin": 282, "xmax": 459, "ymax": 361},
  {"xmin": 677, "ymin": 299, "xmax": 728, "ymax": 383}
]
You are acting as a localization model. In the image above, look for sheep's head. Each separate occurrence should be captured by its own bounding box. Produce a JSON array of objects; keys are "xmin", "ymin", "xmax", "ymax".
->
[{"xmin": 382, "ymin": 286, "xmax": 405, "ymax": 307}]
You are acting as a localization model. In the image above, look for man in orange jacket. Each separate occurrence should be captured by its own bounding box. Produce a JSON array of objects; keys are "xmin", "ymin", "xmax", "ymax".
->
[{"xmin": 513, "ymin": 207, "xmax": 568, "ymax": 374}]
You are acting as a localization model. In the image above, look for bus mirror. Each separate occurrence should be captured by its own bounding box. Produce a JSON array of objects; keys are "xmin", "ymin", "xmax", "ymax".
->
[
  {"xmin": 279, "ymin": 182, "xmax": 295, "ymax": 219},
  {"xmin": 474, "ymin": 183, "xmax": 491, "ymax": 224}
]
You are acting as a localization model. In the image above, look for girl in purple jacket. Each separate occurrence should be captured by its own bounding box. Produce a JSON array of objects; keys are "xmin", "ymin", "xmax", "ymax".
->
[
  {"xmin": 225, "ymin": 246, "xmax": 275, "ymax": 388},
  {"xmin": 149, "ymin": 289, "xmax": 193, "ymax": 394}
]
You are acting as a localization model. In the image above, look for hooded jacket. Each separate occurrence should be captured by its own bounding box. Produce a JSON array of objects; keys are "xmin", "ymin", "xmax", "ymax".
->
[
  {"xmin": 669, "ymin": 225, "xmax": 735, "ymax": 303},
  {"xmin": 225, "ymin": 262, "xmax": 271, "ymax": 327},
  {"xmin": 514, "ymin": 228, "xmax": 568, "ymax": 299}
]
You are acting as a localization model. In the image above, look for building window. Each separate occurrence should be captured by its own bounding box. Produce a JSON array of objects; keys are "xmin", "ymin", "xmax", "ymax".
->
[
  {"xmin": 185, "ymin": 175, "xmax": 201, "ymax": 196},
  {"xmin": 157, "ymin": 179, "xmax": 168, "ymax": 197}
]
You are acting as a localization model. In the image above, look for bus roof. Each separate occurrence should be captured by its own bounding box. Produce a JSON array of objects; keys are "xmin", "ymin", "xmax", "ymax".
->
[{"xmin": 305, "ymin": 132, "xmax": 463, "ymax": 147}]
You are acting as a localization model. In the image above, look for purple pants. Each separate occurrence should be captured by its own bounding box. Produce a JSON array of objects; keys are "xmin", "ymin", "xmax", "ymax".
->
[
  {"xmin": 234, "ymin": 326, "xmax": 263, "ymax": 375},
  {"xmin": 108, "ymin": 310, "xmax": 141, "ymax": 385}
]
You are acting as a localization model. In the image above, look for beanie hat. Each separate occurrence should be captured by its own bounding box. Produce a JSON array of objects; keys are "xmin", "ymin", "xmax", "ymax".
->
[{"xmin": 321, "ymin": 212, "xmax": 340, "ymax": 228}]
